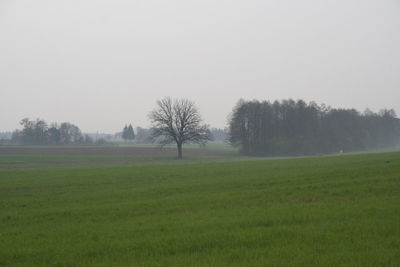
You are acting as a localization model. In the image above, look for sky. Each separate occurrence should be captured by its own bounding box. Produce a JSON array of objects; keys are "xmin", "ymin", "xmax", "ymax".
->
[{"xmin": 1, "ymin": 0, "xmax": 399, "ymax": 133}]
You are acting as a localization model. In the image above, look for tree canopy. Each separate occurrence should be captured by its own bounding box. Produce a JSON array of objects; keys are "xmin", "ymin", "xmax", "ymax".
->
[
  {"xmin": 11, "ymin": 118, "xmax": 94, "ymax": 145},
  {"xmin": 228, "ymin": 99, "xmax": 400, "ymax": 156},
  {"xmin": 149, "ymin": 97, "xmax": 212, "ymax": 159}
]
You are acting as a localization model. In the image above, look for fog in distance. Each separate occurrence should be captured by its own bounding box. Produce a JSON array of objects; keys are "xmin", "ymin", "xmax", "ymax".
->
[{"xmin": 1, "ymin": 0, "xmax": 399, "ymax": 133}]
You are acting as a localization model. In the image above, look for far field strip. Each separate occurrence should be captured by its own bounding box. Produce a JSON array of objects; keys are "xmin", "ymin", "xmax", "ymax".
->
[{"xmin": 0, "ymin": 146, "xmax": 397, "ymax": 170}]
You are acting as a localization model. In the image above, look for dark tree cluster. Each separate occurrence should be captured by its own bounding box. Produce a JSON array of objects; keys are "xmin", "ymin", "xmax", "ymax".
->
[
  {"xmin": 122, "ymin": 124, "xmax": 135, "ymax": 142},
  {"xmin": 11, "ymin": 118, "xmax": 95, "ymax": 145},
  {"xmin": 228, "ymin": 99, "xmax": 400, "ymax": 156}
]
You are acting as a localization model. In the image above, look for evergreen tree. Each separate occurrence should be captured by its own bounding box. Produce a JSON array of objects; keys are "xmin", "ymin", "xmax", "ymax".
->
[
  {"xmin": 122, "ymin": 124, "xmax": 135, "ymax": 141},
  {"xmin": 122, "ymin": 125, "xmax": 128, "ymax": 141},
  {"xmin": 127, "ymin": 124, "xmax": 135, "ymax": 141}
]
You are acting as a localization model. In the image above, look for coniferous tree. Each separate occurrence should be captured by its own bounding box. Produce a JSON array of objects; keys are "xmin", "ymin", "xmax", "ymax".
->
[
  {"xmin": 122, "ymin": 125, "xmax": 128, "ymax": 141},
  {"xmin": 126, "ymin": 124, "xmax": 135, "ymax": 141}
]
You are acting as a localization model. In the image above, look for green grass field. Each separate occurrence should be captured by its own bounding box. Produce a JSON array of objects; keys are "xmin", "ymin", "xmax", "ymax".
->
[
  {"xmin": 0, "ymin": 145, "xmax": 240, "ymax": 170},
  {"xmin": 0, "ymin": 154, "xmax": 189, "ymax": 169},
  {"xmin": 1, "ymin": 151, "xmax": 399, "ymax": 266}
]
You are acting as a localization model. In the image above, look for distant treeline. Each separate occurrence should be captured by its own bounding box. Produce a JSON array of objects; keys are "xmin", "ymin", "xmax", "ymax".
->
[
  {"xmin": 10, "ymin": 118, "xmax": 110, "ymax": 145},
  {"xmin": 228, "ymin": 99, "xmax": 400, "ymax": 156},
  {"xmin": 121, "ymin": 127, "xmax": 227, "ymax": 144},
  {"xmin": 6, "ymin": 118, "xmax": 227, "ymax": 146},
  {"xmin": 117, "ymin": 127, "xmax": 226, "ymax": 144}
]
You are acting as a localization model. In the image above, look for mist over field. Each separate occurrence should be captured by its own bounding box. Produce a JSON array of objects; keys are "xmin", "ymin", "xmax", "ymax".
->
[{"xmin": 1, "ymin": 2, "xmax": 400, "ymax": 266}]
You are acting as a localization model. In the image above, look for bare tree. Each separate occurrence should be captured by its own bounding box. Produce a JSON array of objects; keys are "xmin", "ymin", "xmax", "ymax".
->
[{"xmin": 149, "ymin": 97, "xmax": 212, "ymax": 159}]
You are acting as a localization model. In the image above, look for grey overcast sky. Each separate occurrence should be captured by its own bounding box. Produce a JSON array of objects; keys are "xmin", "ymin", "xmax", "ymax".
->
[{"xmin": 1, "ymin": 0, "xmax": 399, "ymax": 133}]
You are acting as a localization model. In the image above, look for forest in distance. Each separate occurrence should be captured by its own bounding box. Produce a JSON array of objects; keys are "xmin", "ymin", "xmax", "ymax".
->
[
  {"xmin": 2, "ymin": 98, "xmax": 400, "ymax": 157},
  {"xmin": 229, "ymin": 99, "xmax": 400, "ymax": 156}
]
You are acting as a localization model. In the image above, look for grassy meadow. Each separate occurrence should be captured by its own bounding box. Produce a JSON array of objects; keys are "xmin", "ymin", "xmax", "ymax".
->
[{"xmin": 0, "ymin": 149, "xmax": 399, "ymax": 266}]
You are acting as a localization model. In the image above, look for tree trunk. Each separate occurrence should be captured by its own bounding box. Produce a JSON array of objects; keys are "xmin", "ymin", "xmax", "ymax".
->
[{"xmin": 177, "ymin": 142, "xmax": 183, "ymax": 159}]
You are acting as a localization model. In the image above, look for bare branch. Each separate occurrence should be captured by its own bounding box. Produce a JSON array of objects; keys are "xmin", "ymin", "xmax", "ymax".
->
[{"xmin": 149, "ymin": 97, "xmax": 212, "ymax": 158}]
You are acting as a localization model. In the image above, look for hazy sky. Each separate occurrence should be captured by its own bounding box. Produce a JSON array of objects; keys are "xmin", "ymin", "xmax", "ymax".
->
[{"xmin": 1, "ymin": 0, "xmax": 399, "ymax": 133}]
